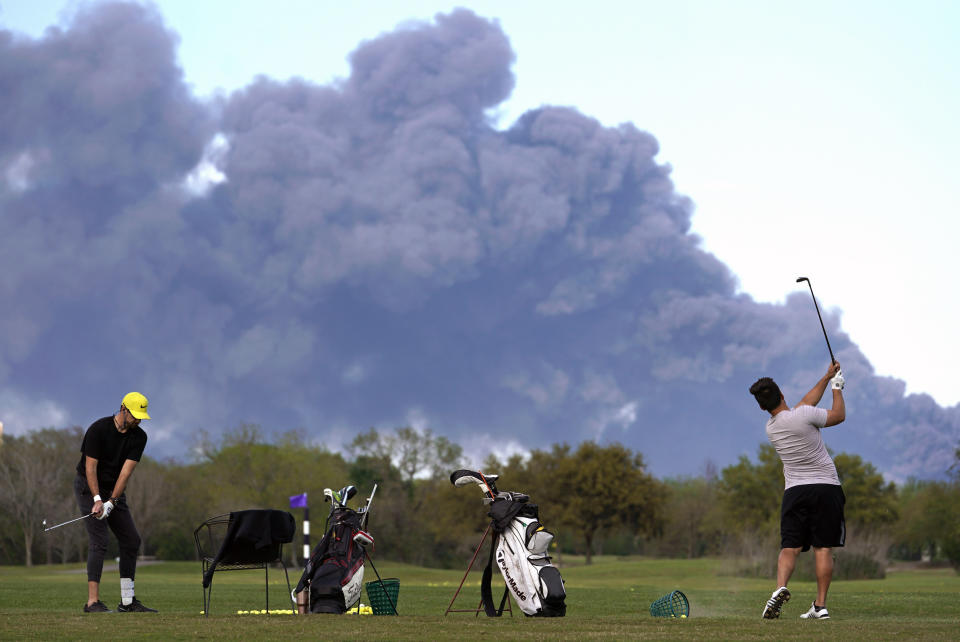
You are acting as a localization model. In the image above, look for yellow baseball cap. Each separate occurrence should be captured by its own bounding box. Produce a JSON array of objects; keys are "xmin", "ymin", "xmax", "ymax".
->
[{"xmin": 122, "ymin": 392, "xmax": 151, "ymax": 420}]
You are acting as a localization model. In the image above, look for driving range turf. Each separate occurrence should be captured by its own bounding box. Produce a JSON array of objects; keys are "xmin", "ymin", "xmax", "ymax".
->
[{"xmin": 1, "ymin": 556, "xmax": 958, "ymax": 640}]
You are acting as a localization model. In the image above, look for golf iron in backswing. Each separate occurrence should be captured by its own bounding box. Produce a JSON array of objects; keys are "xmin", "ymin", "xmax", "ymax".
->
[
  {"xmin": 796, "ymin": 276, "xmax": 836, "ymax": 364},
  {"xmin": 797, "ymin": 276, "xmax": 844, "ymax": 388}
]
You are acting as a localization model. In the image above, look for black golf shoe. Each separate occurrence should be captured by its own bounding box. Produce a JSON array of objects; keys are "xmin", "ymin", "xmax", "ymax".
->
[
  {"xmin": 117, "ymin": 597, "xmax": 158, "ymax": 613},
  {"xmin": 83, "ymin": 600, "xmax": 112, "ymax": 613}
]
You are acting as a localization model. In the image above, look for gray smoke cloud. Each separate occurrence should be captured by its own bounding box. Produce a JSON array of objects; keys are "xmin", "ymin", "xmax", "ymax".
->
[{"xmin": 1, "ymin": 2, "xmax": 956, "ymax": 480}]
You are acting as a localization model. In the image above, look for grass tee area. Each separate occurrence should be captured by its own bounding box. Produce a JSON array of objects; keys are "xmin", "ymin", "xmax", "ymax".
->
[{"xmin": 1, "ymin": 557, "xmax": 957, "ymax": 640}]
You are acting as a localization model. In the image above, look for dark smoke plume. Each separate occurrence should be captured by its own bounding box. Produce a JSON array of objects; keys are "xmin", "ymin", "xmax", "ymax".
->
[{"xmin": 1, "ymin": 3, "xmax": 956, "ymax": 480}]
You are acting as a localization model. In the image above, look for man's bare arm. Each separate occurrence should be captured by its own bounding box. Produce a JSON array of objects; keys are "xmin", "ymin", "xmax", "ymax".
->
[
  {"xmin": 825, "ymin": 388, "xmax": 845, "ymax": 426},
  {"xmin": 108, "ymin": 459, "xmax": 139, "ymax": 499},
  {"xmin": 797, "ymin": 362, "xmax": 841, "ymax": 407},
  {"xmin": 85, "ymin": 456, "xmax": 104, "ymax": 515}
]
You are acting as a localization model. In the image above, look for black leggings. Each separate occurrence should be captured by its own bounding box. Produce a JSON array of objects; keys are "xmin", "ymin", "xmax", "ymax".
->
[{"xmin": 73, "ymin": 475, "xmax": 141, "ymax": 583}]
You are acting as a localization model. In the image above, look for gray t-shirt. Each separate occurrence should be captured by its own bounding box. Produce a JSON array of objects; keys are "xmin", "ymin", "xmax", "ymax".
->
[{"xmin": 765, "ymin": 404, "xmax": 840, "ymax": 489}]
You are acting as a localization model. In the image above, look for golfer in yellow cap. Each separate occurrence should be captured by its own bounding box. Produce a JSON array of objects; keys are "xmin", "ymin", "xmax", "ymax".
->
[{"xmin": 74, "ymin": 392, "xmax": 157, "ymax": 613}]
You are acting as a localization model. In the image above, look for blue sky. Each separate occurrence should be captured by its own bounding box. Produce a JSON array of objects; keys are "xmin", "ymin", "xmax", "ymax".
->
[{"xmin": 4, "ymin": 0, "xmax": 956, "ymax": 406}]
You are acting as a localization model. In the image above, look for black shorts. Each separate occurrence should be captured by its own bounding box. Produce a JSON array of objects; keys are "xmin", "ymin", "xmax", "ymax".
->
[{"xmin": 780, "ymin": 483, "xmax": 845, "ymax": 551}]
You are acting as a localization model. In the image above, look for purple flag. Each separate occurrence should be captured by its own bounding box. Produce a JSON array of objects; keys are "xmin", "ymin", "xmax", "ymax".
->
[{"xmin": 289, "ymin": 492, "xmax": 308, "ymax": 508}]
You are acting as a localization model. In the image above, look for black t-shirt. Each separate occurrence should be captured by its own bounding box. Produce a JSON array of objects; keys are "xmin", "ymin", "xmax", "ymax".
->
[{"xmin": 75, "ymin": 416, "xmax": 148, "ymax": 491}]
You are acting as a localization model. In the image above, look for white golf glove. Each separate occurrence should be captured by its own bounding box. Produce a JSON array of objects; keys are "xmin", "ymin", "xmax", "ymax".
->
[
  {"xmin": 831, "ymin": 370, "xmax": 845, "ymax": 390},
  {"xmin": 97, "ymin": 499, "xmax": 115, "ymax": 520}
]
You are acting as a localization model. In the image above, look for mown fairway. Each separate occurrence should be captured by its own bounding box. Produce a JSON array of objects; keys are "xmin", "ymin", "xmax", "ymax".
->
[{"xmin": 1, "ymin": 557, "xmax": 958, "ymax": 640}]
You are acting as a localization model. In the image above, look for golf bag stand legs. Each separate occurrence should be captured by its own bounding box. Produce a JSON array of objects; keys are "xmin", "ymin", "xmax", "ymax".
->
[{"xmin": 442, "ymin": 524, "xmax": 513, "ymax": 617}]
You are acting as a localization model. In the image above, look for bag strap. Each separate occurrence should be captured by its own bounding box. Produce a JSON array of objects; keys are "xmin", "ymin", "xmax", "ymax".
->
[
  {"xmin": 497, "ymin": 585, "xmax": 509, "ymax": 616},
  {"xmin": 480, "ymin": 531, "xmax": 501, "ymax": 617}
]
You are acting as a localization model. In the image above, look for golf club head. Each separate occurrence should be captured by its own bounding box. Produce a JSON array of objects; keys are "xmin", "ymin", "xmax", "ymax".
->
[
  {"xmin": 353, "ymin": 530, "xmax": 374, "ymax": 548},
  {"xmin": 342, "ymin": 485, "xmax": 357, "ymax": 505},
  {"xmin": 481, "ymin": 490, "xmax": 531, "ymax": 505},
  {"xmin": 323, "ymin": 488, "xmax": 334, "ymax": 503},
  {"xmin": 449, "ymin": 469, "xmax": 499, "ymax": 495},
  {"xmin": 796, "ymin": 276, "xmax": 809, "ymax": 283}
]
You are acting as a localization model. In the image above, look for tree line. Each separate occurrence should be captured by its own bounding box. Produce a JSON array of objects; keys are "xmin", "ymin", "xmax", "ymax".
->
[{"xmin": 1, "ymin": 425, "xmax": 959, "ymax": 576}]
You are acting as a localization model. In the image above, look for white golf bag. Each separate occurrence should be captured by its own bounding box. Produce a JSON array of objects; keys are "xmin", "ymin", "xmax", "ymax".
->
[
  {"xmin": 450, "ymin": 470, "xmax": 566, "ymax": 617},
  {"xmin": 486, "ymin": 499, "xmax": 566, "ymax": 617}
]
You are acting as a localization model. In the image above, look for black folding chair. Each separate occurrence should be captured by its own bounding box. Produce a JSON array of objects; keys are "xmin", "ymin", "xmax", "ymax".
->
[{"xmin": 194, "ymin": 509, "xmax": 296, "ymax": 616}]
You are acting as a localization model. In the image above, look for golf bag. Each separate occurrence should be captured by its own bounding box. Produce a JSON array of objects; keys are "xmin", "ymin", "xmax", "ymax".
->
[
  {"xmin": 293, "ymin": 507, "xmax": 365, "ymax": 614},
  {"xmin": 451, "ymin": 470, "xmax": 567, "ymax": 617}
]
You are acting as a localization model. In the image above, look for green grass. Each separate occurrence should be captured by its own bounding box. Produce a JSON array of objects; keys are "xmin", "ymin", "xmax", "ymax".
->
[{"xmin": 1, "ymin": 557, "xmax": 958, "ymax": 640}]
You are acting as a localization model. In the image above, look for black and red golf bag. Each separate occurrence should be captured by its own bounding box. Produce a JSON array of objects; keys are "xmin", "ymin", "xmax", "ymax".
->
[{"xmin": 294, "ymin": 507, "xmax": 365, "ymax": 614}]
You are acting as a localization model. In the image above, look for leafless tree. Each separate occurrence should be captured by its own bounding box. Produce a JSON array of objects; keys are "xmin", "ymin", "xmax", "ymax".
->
[
  {"xmin": 0, "ymin": 432, "xmax": 63, "ymax": 565},
  {"xmin": 123, "ymin": 458, "xmax": 169, "ymax": 555}
]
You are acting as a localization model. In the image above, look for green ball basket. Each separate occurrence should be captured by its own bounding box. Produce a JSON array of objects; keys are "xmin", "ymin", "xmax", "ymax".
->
[
  {"xmin": 365, "ymin": 578, "xmax": 399, "ymax": 615},
  {"xmin": 650, "ymin": 590, "xmax": 689, "ymax": 618}
]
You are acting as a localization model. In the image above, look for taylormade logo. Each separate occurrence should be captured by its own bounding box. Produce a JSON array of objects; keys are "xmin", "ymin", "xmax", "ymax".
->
[{"xmin": 497, "ymin": 550, "xmax": 526, "ymax": 601}]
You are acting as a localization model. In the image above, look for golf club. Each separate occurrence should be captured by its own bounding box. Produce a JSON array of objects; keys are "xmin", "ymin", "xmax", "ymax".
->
[
  {"xmin": 450, "ymin": 469, "xmax": 499, "ymax": 499},
  {"xmin": 43, "ymin": 513, "xmax": 93, "ymax": 532},
  {"xmin": 323, "ymin": 488, "xmax": 336, "ymax": 531},
  {"xmin": 352, "ymin": 535, "xmax": 397, "ymax": 615},
  {"xmin": 796, "ymin": 276, "xmax": 836, "ymax": 364},
  {"xmin": 477, "ymin": 471, "xmax": 498, "ymax": 500},
  {"xmin": 359, "ymin": 483, "xmax": 378, "ymax": 530}
]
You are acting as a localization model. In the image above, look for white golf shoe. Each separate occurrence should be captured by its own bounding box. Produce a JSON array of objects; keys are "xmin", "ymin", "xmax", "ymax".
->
[
  {"xmin": 761, "ymin": 586, "xmax": 791, "ymax": 619},
  {"xmin": 800, "ymin": 602, "xmax": 830, "ymax": 619}
]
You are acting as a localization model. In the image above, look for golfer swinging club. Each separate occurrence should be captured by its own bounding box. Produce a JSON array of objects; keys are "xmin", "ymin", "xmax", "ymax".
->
[
  {"xmin": 750, "ymin": 362, "xmax": 846, "ymax": 620},
  {"xmin": 74, "ymin": 392, "xmax": 157, "ymax": 613}
]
